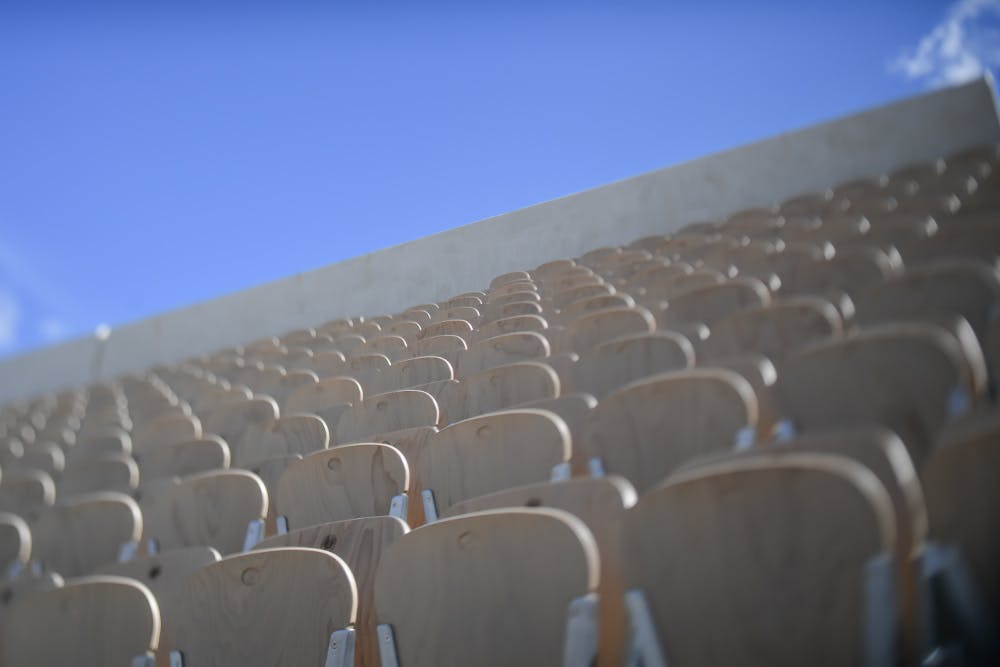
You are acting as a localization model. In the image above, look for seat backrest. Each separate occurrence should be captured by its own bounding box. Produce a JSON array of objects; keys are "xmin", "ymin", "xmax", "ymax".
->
[
  {"xmin": 334, "ymin": 390, "xmax": 440, "ymax": 444},
  {"xmin": 566, "ymin": 306, "xmax": 656, "ymax": 352},
  {"xmin": 620, "ymin": 452, "xmax": 895, "ymax": 666},
  {"xmin": 362, "ymin": 335, "xmax": 410, "ymax": 362},
  {"xmin": 368, "ymin": 356, "xmax": 454, "ymax": 394},
  {"xmin": 418, "ymin": 410, "xmax": 570, "ymax": 518},
  {"xmin": 0, "ymin": 512, "xmax": 30, "ymax": 573},
  {"xmin": 475, "ymin": 314, "xmax": 548, "ymax": 342},
  {"xmin": 140, "ymin": 435, "xmax": 231, "ymax": 481},
  {"xmin": 58, "ymin": 452, "xmax": 139, "ymax": 496},
  {"xmin": 410, "ymin": 334, "xmax": 467, "ymax": 367},
  {"xmin": 776, "ymin": 323, "xmax": 975, "ymax": 467},
  {"xmin": 132, "ymin": 413, "xmax": 202, "ymax": 453},
  {"xmin": 0, "ymin": 470, "xmax": 55, "ymax": 521},
  {"xmin": 572, "ymin": 332, "xmax": 694, "ymax": 399},
  {"xmin": 277, "ymin": 443, "xmax": 409, "ymax": 529},
  {"xmin": 437, "ymin": 362, "xmax": 560, "ymax": 424},
  {"xmin": 420, "ymin": 319, "xmax": 475, "ymax": 342},
  {"xmin": 14, "ymin": 442, "xmax": 65, "ymax": 478},
  {"xmin": 375, "ymin": 508, "xmax": 598, "ymax": 666},
  {"xmin": 33, "ymin": 492, "xmax": 142, "ymax": 577},
  {"xmin": 140, "ymin": 470, "xmax": 268, "ymax": 554},
  {"xmin": 3, "ymin": 576, "xmax": 160, "ymax": 665},
  {"xmin": 203, "ymin": 397, "xmax": 279, "ymax": 455},
  {"xmin": 457, "ymin": 331, "xmax": 551, "ymax": 376},
  {"xmin": 173, "ymin": 548, "xmax": 357, "ymax": 665},
  {"xmin": 236, "ymin": 413, "xmax": 329, "ymax": 467},
  {"xmin": 67, "ymin": 426, "xmax": 132, "ymax": 462},
  {"xmin": 283, "ymin": 375, "xmax": 363, "ymax": 430},
  {"xmin": 582, "ymin": 369, "xmax": 757, "ymax": 493}
]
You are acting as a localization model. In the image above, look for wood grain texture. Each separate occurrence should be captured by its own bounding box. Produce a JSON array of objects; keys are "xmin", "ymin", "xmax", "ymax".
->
[
  {"xmin": 0, "ymin": 511, "xmax": 30, "ymax": 571},
  {"xmin": 483, "ymin": 299, "xmax": 544, "ymax": 323},
  {"xmin": 59, "ymin": 452, "xmax": 139, "ymax": 496},
  {"xmin": 432, "ymin": 306, "xmax": 482, "ymax": 326},
  {"xmin": 236, "ymin": 414, "xmax": 329, "ymax": 467},
  {"xmin": 487, "ymin": 280, "xmax": 538, "ymax": 299},
  {"xmin": 140, "ymin": 470, "xmax": 268, "ymax": 555},
  {"xmin": 572, "ymin": 332, "xmax": 694, "ymax": 399},
  {"xmin": 311, "ymin": 350, "xmax": 349, "ymax": 377},
  {"xmin": 475, "ymin": 314, "xmax": 548, "ymax": 342},
  {"xmin": 0, "ymin": 470, "xmax": 55, "ymax": 521},
  {"xmin": 776, "ymin": 323, "xmax": 975, "ymax": 468},
  {"xmin": 98, "ymin": 546, "xmax": 221, "ymax": 665},
  {"xmin": 363, "ymin": 335, "xmax": 410, "ymax": 362},
  {"xmin": 277, "ymin": 443, "xmax": 408, "ymax": 529},
  {"xmin": 68, "ymin": 427, "xmax": 132, "ymax": 462},
  {"xmin": 33, "ymin": 491, "xmax": 143, "ymax": 577},
  {"xmin": 437, "ymin": 362, "xmax": 560, "ymax": 424},
  {"xmin": 140, "ymin": 436, "xmax": 231, "ymax": 481},
  {"xmin": 132, "ymin": 413, "xmax": 202, "ymax": 453},
  {"xmin": 418, "ymin": 409, "xmax": 571, "ymax": 517},
  {"xmin": 255, "ymin": 369, "xmax": 318, "ymax": 406},
  {"xmin": 457, "ymin": 331, "xmax": 551, "ymax": 377},
  {"xmin": 556, "ymin": 293, "xmax": 634, "ymax": 325},
  {"xmin": 14, "ymin": 441, "xmax": 65, "ymax": 478},
  {"xmin": 490, "ymin": 270, "xmax": 533, "ymax": 288},
  {"xmin": 708, "ymin": 354, "xmax": 779, "ymax": 439},
  {"xmin": 661, "ymin": 277, "xmax": 771, "ymax": 328},
  {"xmin": 368, "ymin": 356, "xmax": 454, "ymax": 394},
  {"xmin": 583, "ymin": 368, "xmax": 757, "ymax": 493},
  {"xmin": 374, "ymin": 508, "xmax": 598, "ymax": 667},
  {"xmin": 514, "ymin": 393, "xmax": 597, "ymax": 475},
  {"xmin": 283, "ymin": 375, "xmax": 362, "ymax": 431},
  {"xmin": 552, "ymin": 283, "xmax": 615, "ymax": 311},
  {"xmin": 3, "ymin": 575, "xmax": 160, "ymax": 667},
  {"xmin": 334, "ymin": 389, "xmax": 440, "ymax": 445},
  {"xmin": 566, "ymin": 306, "xmax": 655, "ymax": 352},
  {"xmin": 411, "ymin": 334, "xmax": 467, "ymax": 368},
  {"xmin": 621, "ymin": 453, "xmax": 895, "ymax": 666},
  {"xmin": 254, "ymin": 516, "xmax": 407, "ymax": 667},
  {"xmin": 420, "ymin": 319, "xmax": 474, "ymax": 342},
  {"xmin": 443, "ymin": 477, "xmax": 636, "ymax": 667},
  {"xmin": 173, "ymin": 548, "xmax": 356, "ymax": 666},
  {"xmin": 203, "ymin": 397, "xmax": 279, "ymax": 458},
  {"xmin": 386, "ymin": 320, "xmax": 423, "ymax": 341}
]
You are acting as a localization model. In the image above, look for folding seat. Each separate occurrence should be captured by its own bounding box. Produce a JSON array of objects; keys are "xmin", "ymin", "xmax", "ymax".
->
[
  {"xmin": 280, "ymin": 327, "xmax": 318, "ymax": 347},
  {"xmin": 342, "ymin": 353, "xmax": 392, "ymax": 389},
  {"xmin": 592, "ymin": 249, "xmax": 653, "ymax": 282},
  {"xmin": 202, "ymin": 396, "xmax": 278, "ymax": 456},
  {"xmin": 720, "ymin": 206, "xmax": 780, "ymax": 234},
  {"xmin": 625, "ymin": 235, "xmax": 670, "ymax": 253},
  {"xmin": 444, "ymin": 295, "xmax": 484, "ymax": 309},
  {"xmin": 660, "ymin": 277, "xmax": 771, "ymax": 329},
  {"xmin": 513, "ymin": 393, "xmax": 596, "ymax": 470},
  {"xmin": 532, "ymin": 258, "xmax": 577, "ymax": 278},
  {"xmin": 170, "ymin": 548, "xmax": 357, "ymax": 666},
  {"xmin": 367, "ymin": 355, "xmax": 453, "ymax": 394},
  {"xmin": 571, "ymin": 332, "xmax": 693, "ymax": 399},
  {"xmin": 457, "ymin": 331, "xmax": 550, "ymax": 376},
  {"xmin": 410, "ymin": 334, "xmax": 467, "ymax": 367},
  {"xmin": 283, "ymin": 375, "xmax": 362, "ymax": 433},
  {"xmin": 550, "ymin": 283, "xmax": 615, "ymax": 310},
  {"xmin": 0, "ymin": 470, "xmax": 55, "ymax": 520},
  {"xmin": 900, "ymin": 219, "xmax": 1000, "ymax": 267},
  {"xmin": 582, "ymin": 368, "xmax": 757, "ymax": 492},
  {"xmin": 778, "ymin": 189, "xmax": 837, "ymax": 217},
  {"xmin": 398, "ymin": 308, "xmax": 432, "ymax": 325},
  {"xmin": 276, "ymin": 443, "xmax": 409, "ymax": 530},
  {"xmin": 68, "ymin": 426, "xmax": 132, "ymax": 462},
  {"xmin": 488, "ymin": 280, "xmax": 538, "ymax": 300},
  {"xmin": 14, "ymin": 441, "xmax": 65, "ymax": 478},
  {"xmin": 374, "ymin": 508, "xmax": 599, "ymax": 666},
  {"xmin": 626, "ymin": 262, "xmax": 694, "ymax": 296},
  {"xmin": 556, "ymin": 293, "xmax": 635, "ymax": 325},
  {"xmin": 854, "ymin": 259, "xmax": 1000, "ymax": 344},
  {"xmin": 579, "ymin": 246, "xmax": 621, "ymax": 266},
  {"xmin": 417, "ymin": 409, "xmax": 571, "ymax": 521},
  {"xmin": 254, "ymin": 369, "xmax": 318, "ymax": 406},
  {"xmin": 355, "ymin": 321, "xmax": 384, "ymax": 340},
  {"xmin": 420, "ymin": 318, "xmax": 475, "ymax": 342},
  {"xmin": 59, "ymin": 452, "xmax": 139, "ymax": 496},
  {"xmin": 481, "ymin": 299, "xmax": 544, "ymax": 323},
  {"xmin": 318, "ymin": 318, "xmax": 355, "ymax": 338},
  {"xmin": 483, "ymin": 291, "xmax": 542, "ymax": 315},
  {"xmin": 33, "ymin": 492, "xmax": 142, "ymax": 577},
  {"xmin": 778, "ymin": 245, "xmax": 901, "ymax": 303},
  {"xmin": 546, "ymin": 271, "xmax": 603, "ymax": 297},
  {"xmin": 139, "ymin": 470, "xmax": 268, "ymax": 555},
  {"xmin": 0, "ymin": 511, "xmax": 30, "ymax": 574},
  {"xmin": 97, "ymin": 546, "xmax": 219, "ymax": 664},
  {"xmin": 704, "ymin": 296, "xmax": 844, "ymax": 365},
  {"xmin": 236, "ymin": 413, "xmax": 329, "ymax": 468},
  {"xmin": 3, "ymin": 576, "xmax": 160, "ymax": 665},
  {"xmin": 132, "ymin": 412, "xmax": 201, "ymax": 453},
  {"xmin": 254, "ymin": 516, "xmax": 407, "ymax": 667},
  {"xmin": 491, "ymin": 270, "xmax": 532, "ymax": 288},
  {"xmin": 334, "ymin": 389, "xmax": 441, "ymax": 445},
  {"xmin": 430, "ymin": 305, "xmax": 482, "ymax": 326},
  {"xmin": 139, "ymin": 435, "xmax": 230, "ymax": 481},
  {"xmin": 475, "ymin": 314, "xmax": 548, "ymax": 342},
  {"xmin": 776, "ymin": 323, "xmax": 981, "ymax": 468},
  {"xmin": 564, "ymin": 306, "xmax": 656, "ymax": 352},
  {"xmin": 621, "ymin": 452, "xmax": 897, "ymax": 666},
  {"xmin": 191, "ymin": 384, "xmax": 252, "ymax": 416},
  {"xmin": 443, "ymin": 477, "xmax": 636, "ymax": 667},
  {"xmin": 362, "ymin": 335, "xmax": 410, "ymax": 362},
  {"xmin": 434, "ymin": 362, "xmax": 560, "ymax": 424},
  {"xmin": 385, "ymin": 319, "xmax": 422, "ymax": 341},
  {"xmin": 329, "ymin": 333, "xmax": 367, "ymax": 357}
]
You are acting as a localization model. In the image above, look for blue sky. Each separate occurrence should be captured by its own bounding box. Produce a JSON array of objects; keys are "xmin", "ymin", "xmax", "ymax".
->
[{"xmin": 0, "ymin": 0, "xmax": 996, "ymax": 358}]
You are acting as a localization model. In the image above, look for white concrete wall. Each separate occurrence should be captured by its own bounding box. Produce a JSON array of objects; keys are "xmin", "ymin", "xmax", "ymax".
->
[{"xmin": 2, "ymin": 77, "xmax": 999, "ymax": 403}]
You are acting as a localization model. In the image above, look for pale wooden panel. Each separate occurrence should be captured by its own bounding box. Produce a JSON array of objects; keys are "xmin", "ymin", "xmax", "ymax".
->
[
  {"xmin": 203, "ymin": 397, "xmax": 279, "ymax": 458},
  {"xmin": 565, "ymin": 306, "xmax": 655, "ymax": 352},
  {"xmin": 444, "ymin": 477, "xmax": 636, "ymax": 667},
  {"xmin": 140, "ymin": 436, "xmax": 230, "ymax": 481},
  {"xmin": 132, "ymin": 413, "xmax": 202, "ymax": 453},
  {"xmin": 67, "ymin": 426, "xmax": 132, "ymax": 462},
  {"xmin": 556, "ymin": 293, "xmax": 634, "ymax": 325},
  {"xmin": 514, "ymin": 393, "xmax": 597, "ymax": 475},
  {"xmin": 487, "ymin": 292, "xmax": 540, "ymax": 311},
  {"xmin": 362, "ymin": 335, "xmax": 410, "ymax": 362},
  {"xmin": 777, "ymin": 323, "xmax": 976, "ymax": 468},
  {"xmin": 277, "ymin": 443, "xmax": 408, "ymax": 529},
  {"xmin": 0, "ymin": 470, "xmax": 55, "ymax": 521},
  {"xmin": 431, "ymin": 306, "xmax": 482, "ymax": 325},
  {"xmin": 255, "ymin": 369, "xmax": 318, "ymax": 406},
  {"xmin": 660, "ymin": 277, "xmax": 771, "ymax": 329},
  {"xmin": 572, "ymin": 332, "xmax": 694, "ymax": 399},
  {"xmin": 368, "ymin": 356, "xmax": 454, "ymax": 394},
  {"xmin": 583, "ymin": 368, "xmax": 757, "ymax": 493},
  {"xmin": 532, "ymin": 258, "xmax": 577, "ymax": 278},
  {"xmin": 457, "ymin": 331, "xmax": 551, "ymax": 377},
  {"xmin": 621, "ymin": 453, "xmax": 895, "ymax": 666},
  {"xmin": 420, "ymin": 319, "xmax": 474, "ymax": 341},
  {"xmin": 334, "ymin": 389, "xmax": 440, "ymax": 445},
  {"xmin": 98, "ymin": 546, "xmax": 221, "ymax": 664},
  {"xmin": 173, "ymin": 548, "xmax": 356, "ymax": 666},
  {"xmin": 255, "ymin": 516, "xmax": 407, "ymax": 667},
  {"xmin": 443, "ymin": 295, "xmax": 484, "ymax": 309},
  {"xmin": 482, "ymin": 299, "xmax": 544, "ymax": 323},
  {"xmin": 419, "ymin": 410, "xmax": 570, "ymax": 517},
  {"xmin": 13, "ymin": 441, "xmax": 65, "ymax": 478},
  {"xmin": 488, "ymin": 280, "xmax": 538, "ymax": 299},
  {"xmin": 236, "ymin": 413, "xmax": 329, "ymax": 467},
  {"xmin": 3, "ymin": 576, "xmax": 159, "ymax": 666},
  {"xmin": 0, "ymin": 567, "xmax": 63, "ymax": 660},
  {"xmin": 283, "ymin": 375, "xmax": 362, "ymax": 430},
  {"xmin": 33, "ymin": 492, "xmax": 143, "ymax": 577},
  {"xmin": 475, "ymin": 314, "xmax": 548, "ymax": 342},
  {"xmin": 0, "ymin": 512, "xmax": 30, "ymax": 571},
  {"xmin": 311, "ymin": 349, "xmax": 349, "ymax": 376},
  {"xmin": 437, "ymin": 362, "xmax": 560, "ymax": 424},
  {"xmin": 59, "ymin": 452, "xmax": 139, "ymax": 496},
  {"xmin": 246, "ymin": 454, "xmax": 302, "ymax": 534},
  {"xmin": 411, "ymin": 334, "xmax": 467, "ymax": 368},
  {"xmin": 342, "ymin": 353, "xmax": 392, "ymax": 390},
  {"xmin": 140, "ymin": 470, "xmax": 268, "ymax": 555},
  {"xmin": 490, "ymin": 270, "xmax": 533, "ymax": 289},
  {"xmin": 375, "ymin": 508, "xmax": 598, "ymax": 667},
  {"xmin": 385, "ymin": 320, "xmax": 422, "ymax": 341}
]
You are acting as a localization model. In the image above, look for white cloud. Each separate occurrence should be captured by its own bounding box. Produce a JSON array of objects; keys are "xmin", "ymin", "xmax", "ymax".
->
[
  {"xmin": 0, "ymin": 289, "xmax": 20, "ymax": 350},
  {"xmin": 39, "ymin": 318, "xmax": 68, "ymax": 342},
  {"xmin": 890, "ymin": 0, "xmax": 1000, "ymax": 87}
]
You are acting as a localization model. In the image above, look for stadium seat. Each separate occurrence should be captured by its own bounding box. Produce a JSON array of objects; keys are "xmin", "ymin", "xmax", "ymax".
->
[
  {"xmin": 564, "ymin": 306, "xmax": 656, "ymax": 352},
  {"xmin": 456, "ymin": 331, "xmax": 551, "ymax": 376},
  {"xmin": 434, "ymin": 361, "xmax": 559, "ymax": 423},
  {"xmin": 334, "ymin": 389, "xmax": 440, "ymax": 445},
  {"xmin": 59, "ymin": 451, "xmax": 139, "ymax": 496},
  {"xmin": 0, "ymin": 511, "xmax": 30, "ymax": 574},
  {"xmin": 235, "ymin": 413, "xmax": 329, "ymax": 467},
  {"xmin": 0, "ymin": 469, "xmax": 55, "ymax": 520},
  {"xmin": 571, "ymin": 332, "xmax": 694, "ymax": 399},
  {"xmin": 283, "ymin": 375, "xmax": 363, "ymax": 432},
  {"xmin": 139, "ymin": 435, "xmax": 231, "ymax": 481},
  {"xmin": 367, "ymin": 355, "xmax": 454, "ymax": 394}
]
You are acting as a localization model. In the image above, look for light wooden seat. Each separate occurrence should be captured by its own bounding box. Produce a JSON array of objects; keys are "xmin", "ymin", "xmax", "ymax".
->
[
  {"xmin": 363, "ymin": 335, "xmax": 410, "ymax": 362},
  {"xmin": 33, "ymin": 491, "xmax": 142, "ymax": 577},
  {"xmin": 411, "ymin": 334, "xmax": 467, "ymax": 367},
  {"xmin": 482, "ymin": 299, "xmax": 544, "ymax": 322},
  {"xmin": 457, "ymin": 331, "xmax": 550, "ymax": 376},
  {"xmin": 0, "ymin": 511, "xmax": 30, "ymax": 573},
  {"xmin": 254, "ymin": 517, "xmax": 408, "ymax": 667},
  {"xmin": 236, "ymin": 413, "xmax": 329, "ymax": 467},
  {"xmin": 661, "ymin": 277, "xmax": 771, "ymax": 328},
  {"xmin": 704, "ymin": 296, "xmax": 844, "ymax": 365},
  {"xmin": 202, "ymin": 397, "xmax": 279, "ymax": 456},
  {"xmin": 513, "ymin": 394, "xmax": 598, "ymax": 474},
  {"xmin": 475, "ymin": 314, "xmax": 548, "ymax": 342},
  {"xmin": 14, "ymin": 441, "xmax": 65, "ymax": 478},
  {"xmin": 708, "ymin": 354, "xmax": 780, "ymax": 439},
  {"xmin": 572, "ymin": 332, "xmax": 694, "ymax": 399},
  {"xmin": 334, "ymin": 389, "xmax": 440, "ymax": 445},
  {"xmin": 98, "ymin": 546, "xmax": 220, "ymax": 663},
  {"xmin": 311, "ymin": 349, "xmax": 349, "ymax": 376},
  {"xmin": 68, "ymin": 426, "xmax": 132, "ymax": 462},
  {"xmin": 491, "ymin": 270, "xmax": 532, "ymax": 288},
  {"xmin": 778, "ymin": 245, "xmax": 901, "ymax": 303},
  {"xmin": 283, "ymin": 375, "xmax": 363, "ymax": 432},
  {"xmin": 582, "ymin": 369, "xmax": 757, "ymax": 493},
  {"xmin": 255, "ymin": 369, "xmax": 318, "ymax": 406},
  {"xmin": 431, "ymin": 306, "xmax": 482, "ymax": 326},
  {"xmin": 0, "ymin": 567, "xmax": 63, "ymax": 661},
  {"xmin": 132, "ymin": 413, "xmax": 202, "ymax": 453},
  {"xmin": 3, "ymin": 575, "xmax": 160, "ymax": 666},
  {"xmin": 139, "ymin": 435, "xmax": 230, "ymax": 481},
  {"xmin": 565, "ymin": 306, "xmax": 656, "ymax": 352},
  {"xmin": 276, "ymin": 443, "xmax": 409, "ymax": 529},
  {"xmin": 488, "ymin": 280, "xmax": 538, "ymax": 300},
  {"xmin": 776, "ymin": 323, "xmax": 980, "ymax": 468},
  {"xmin": 556, "ymin": 294, "xmax": 634, "ymax": 325},
  {"xmin": 140, "ymin": 470, "xmax": 268, "ymax": 555},
  {"xmin": 171, "ymin": 548, "xmax": 357, "ymax": 666},
  {"xmin": 484, "ymin": 290, "xmax": 541, "ymax": 312},
  {"xmin": 533, "ymin": 258, "xmax": 578, "ymax": 277},
  {"xmin": 59, "ymin": 452, "xmax": 139, "ymax": 496},
  {"xmin": 436, "ymin": 362, "xmax": 560, "ymax": 424},
  {"xmin": 385, "ymin": 320, "xmax": 423, "ymax": 342},
  {"xmin": 0, "ymin": 470, "xmax": 55, "ymax": 521},
  {"xmin": 444, "ymin": 477, "xmax": 636, "ymax": 667},
  {"xmin": 418, "ymin": 409, "xmax": 571, "ymax": 521},
  {"xmin": 552, "ymin": 283, "xmax": 615, "ymax": 311},
  {"xmin": 367, "ymin": 356, "xmax": 453, "ymax": 394},
  {"xmin": 621, "ymin": 453, "xmax": 897, "ymax": 666},
  {"xmin": 444, "ymin": 295, "xmax": 483, "ymax": 309},
  {"xmin": 342, "ymin": 353, "xmax": 392, "ymax": 389}
]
